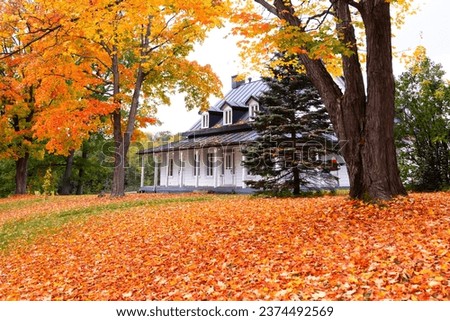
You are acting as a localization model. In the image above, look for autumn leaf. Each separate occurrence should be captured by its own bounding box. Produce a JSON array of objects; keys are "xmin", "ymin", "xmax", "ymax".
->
[{"xmin": 0, "ymin": 192, "xmax": 449, "ymax": 300}]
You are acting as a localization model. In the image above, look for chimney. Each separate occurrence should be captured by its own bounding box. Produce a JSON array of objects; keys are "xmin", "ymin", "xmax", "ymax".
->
[{"xmin": 231, "ymin": 75, "xmax": 245, "ymax": 89}]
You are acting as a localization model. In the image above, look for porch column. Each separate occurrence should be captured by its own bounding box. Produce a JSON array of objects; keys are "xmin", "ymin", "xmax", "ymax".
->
[
  {"xmin": 242, "ymin": 154, "xmax": 247, "ymax": 188},
  {"xmin": 179, "ymin": 151, "xmax": 184, "ymax": 187},
  {"xmin": 213, "ymin": 148, "xmax": 218, "ymax": 188},
  {"xmin": 140, "ymin": 154, "xmax": 145, "ymax": 188},
  {"xmin": 153, "ymin": 155, "xmax": 159, "ymax": 191},
  {"xmin": 232, "ymin": 149, "xmax": 236, "ymax": 186},
  {"xmin": 165, "ymin": 153, "xmax": 169, "ymax": 187},
  {"xmin": 195, "ymin": 150, "xmax": 199, "ymax": 188}
]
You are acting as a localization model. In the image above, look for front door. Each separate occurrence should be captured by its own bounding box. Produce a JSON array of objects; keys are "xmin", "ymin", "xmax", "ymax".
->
[{"xmin": 223, "ymin": 151, "xmax": 235, "ymax": 186}]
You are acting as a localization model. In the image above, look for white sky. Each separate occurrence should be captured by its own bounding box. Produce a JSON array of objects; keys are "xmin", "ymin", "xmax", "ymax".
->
[{"xmin": 148, "ymin": 0, "xmax": 450, "ymax": 135}]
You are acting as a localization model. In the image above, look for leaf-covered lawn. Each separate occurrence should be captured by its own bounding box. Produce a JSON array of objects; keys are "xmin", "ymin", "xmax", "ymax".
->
[{"xmin": 0, "ymin": 192, "xmax": 449, "ymax": 300}]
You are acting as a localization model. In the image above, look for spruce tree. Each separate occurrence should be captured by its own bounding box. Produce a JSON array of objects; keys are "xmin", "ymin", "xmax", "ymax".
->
[{"xmin": 243, "ymin": 65, "xmax": 338, "ymax": 195}]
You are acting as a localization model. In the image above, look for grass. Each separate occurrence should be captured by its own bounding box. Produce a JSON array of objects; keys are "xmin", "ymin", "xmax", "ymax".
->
[
  {"xmin": 0, "ymin": 197, "xmax": 46, "ymax": 211},
  {"xmin": 0, "ymin": 194, "xmax": 214, "ymax": 251}
]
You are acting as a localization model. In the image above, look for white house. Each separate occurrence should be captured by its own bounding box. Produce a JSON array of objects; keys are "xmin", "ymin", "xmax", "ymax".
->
[{"xmin": 138, "ymin": 76, "xmax": 350, "ymax": 193}]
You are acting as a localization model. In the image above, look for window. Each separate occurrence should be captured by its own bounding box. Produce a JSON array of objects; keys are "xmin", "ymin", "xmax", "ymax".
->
[
  {"xmin": 168, "ymin": 158, "xmax": 174, "ymax": 177},
  {"xmin": 223, "ymin": 107, "xmax": 232, "ymax": 125},
  {"xmin": 201, "ymin": 112, "xmax": 209, "ymax": 129},
  {"xmin": 225, "ymin": 152, "xmax": 235, "ymax": 174},
  {"xmin": 249, "ymin": 103, "xmax": 259, "ymax": 120},
  {"xmin": 194, "ymin": 152, "xmax": 200, "ymax": 176},
  {"xmin": 225, "ymin": 153, "xmax": 232, "ymax": 170},
  {"xmin": 206, "ymin": 152, "xmax": 214, "ymax": 176}
]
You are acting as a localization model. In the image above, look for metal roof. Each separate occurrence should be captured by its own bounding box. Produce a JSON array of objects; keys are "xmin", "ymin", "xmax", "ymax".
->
[
  {"xmin": 211, "ymin": 80, "xmax": 268, "ymax": 111},
  {"xmin": 139, "ymin": 128, "xmax": 259, "ymax": 154},
  {"xmin": 187, "ymin": 80, "xmax": 268, "ymax": 131},
  {"xmin": 139, "ymin": 80, "xmax": 268, "ymax": 155}
]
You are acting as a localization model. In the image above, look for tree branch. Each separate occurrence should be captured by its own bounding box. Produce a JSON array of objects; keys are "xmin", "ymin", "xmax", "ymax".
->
[
  {"xmin": 346, "ymin": 0, "xmax": 363, "ymax": 12},
  {"xmin": 304, "ymin": 5, "xmax": 333, "ymax": 31},
  {"xmin": 0, "ymin": 24, "xmax": 62, "ymax": 59},
  {"xmin": 253, "ymin": 0, "xmax": 278, "ymax": 16}
]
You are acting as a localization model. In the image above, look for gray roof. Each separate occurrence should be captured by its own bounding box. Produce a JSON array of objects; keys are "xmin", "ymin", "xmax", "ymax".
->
[
  {"xmin": 139, "ymin": 79, "xmax": 268, "ymax": 155},
  {"xmin": 139, "ymin": 127, "xmax": 258, "ymax": 154},
  {"xmin": 188, "ymin": 79, "xmax": 268, "ymax": 131},
  {"xmin": 211, "ymin": 80, "xmax": 268, "ymax": 111}
]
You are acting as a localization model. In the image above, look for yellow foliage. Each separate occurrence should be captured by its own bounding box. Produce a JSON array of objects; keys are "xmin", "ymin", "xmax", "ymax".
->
[
  {"xmin": 231, "ymin": 0, "xmax": 417, "ymax": 79},
  {"xmin": 1, "ymin": 0, "xmax": 229, "ymax": 157},
  {"xmin": 400, "ymin": 45, "xmax": 427, "ymax": 74}
]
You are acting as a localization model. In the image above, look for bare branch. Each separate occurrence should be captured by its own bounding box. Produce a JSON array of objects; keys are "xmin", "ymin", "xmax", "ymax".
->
[
  {"xmin": 0, "ymin": 24, "xmax": 62, "ymax": 59},
  {"xmin": 304, "ymin": 5, "xmax": 334, "ymax": 31},
  {"xmin": 253, "ymin": 0, "xmax": 278, "ymax": 16}
]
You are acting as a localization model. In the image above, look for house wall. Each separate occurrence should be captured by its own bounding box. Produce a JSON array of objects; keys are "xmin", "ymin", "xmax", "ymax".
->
[{"xmin": 332, "ymin": 164, "xmax": 350, "ymax": 188}]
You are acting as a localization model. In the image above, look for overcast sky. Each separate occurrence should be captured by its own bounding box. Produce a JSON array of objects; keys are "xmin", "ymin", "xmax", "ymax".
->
[{"xmin": 149, "ymin": 0, "xmax": 450, "ymax": 135}]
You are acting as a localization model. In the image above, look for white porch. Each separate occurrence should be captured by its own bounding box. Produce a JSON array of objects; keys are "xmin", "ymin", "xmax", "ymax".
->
[{"xmin": 140, "ymin": 147, "xmax": 258, "ymax": 191}]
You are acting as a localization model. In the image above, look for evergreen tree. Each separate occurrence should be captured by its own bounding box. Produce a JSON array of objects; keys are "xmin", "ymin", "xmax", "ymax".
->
[
  {"xmin": 243, "ymin": 65, "xmax": 338, "ymax": 195},
  {"xmin": 395, "ymin": 50, "xmax": 450, "ymax": 191}
]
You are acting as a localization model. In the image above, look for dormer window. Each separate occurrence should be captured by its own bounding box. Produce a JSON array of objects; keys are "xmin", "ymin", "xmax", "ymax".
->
[
  {"xmin": 223, "ymin": 107, "xmax": 232, "ymax": 125},
  {"xmin": 249, "ymin": 102, "xmax": 259, "ymax": 120},
  {"xmin": 201, "ymin": 112, "xmax": 209, "ymax": 129}
]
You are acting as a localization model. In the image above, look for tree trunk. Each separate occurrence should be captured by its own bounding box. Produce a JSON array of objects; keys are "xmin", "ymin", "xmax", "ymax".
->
[
  {"xmin": 15, "ymin": 152, "xmax": 29, "ymax": 194},
  {"xmin": 359, "ymin": 1, "xmax": 406, "ymax": 199},
  {"xmin": 110, "ymin": 46, "xmax": 126, "ymax": 197},
  {"xmin": 292, "ymin": 166, "xmax": 300, "ymax": 195},
  {"xmin": 441, "ymin": 142, "xmax": 449, "ymax": 185},
  {"xmin": 111, "ymin": 108, "xmax": 126, "ymax": 197},
  {"xmin": 76, "ymin": 147, "xmax": 87, "ymax": 195},
  {"xmin": 59, "ymin": 149, "xmax": 75, "ymax": 195},
  {"xmin": 110, "ymin": 65, "xmax": 146, "ymax": 197},
  {"xmin": 109, "ymin": 21, "xmax": 150, "ymax": 197}
]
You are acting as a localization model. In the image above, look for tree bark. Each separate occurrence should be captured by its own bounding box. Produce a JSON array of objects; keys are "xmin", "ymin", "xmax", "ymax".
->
[
  {"xmin": 59, "ymin": 149, "xmax": 75, "ymax": 195},
  {"xmin": 359, "ymin": 1, "xmax": 406, "ymax": 199},
  {"xmin": 111, "ymin": 108, "xmax": 126, "ymax": 197},
  {"xmin": 76, "ymin": 147, "xmax": 87, "ymax": 195},
  {"xmin": 110, "ymin": 45, "xmax": 126, "ymax": 197},
  {"xmin": 15, "ymin": 152, "xmax": 29, "ymax": 194}
]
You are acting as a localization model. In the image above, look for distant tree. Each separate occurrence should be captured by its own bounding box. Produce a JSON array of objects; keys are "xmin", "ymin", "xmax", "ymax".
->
[
  {"xmin": 243, "ymin": 62, "xmax": 337, "ymax": 195},
  {"xmin": 0, "ymin": 159, "xmax": 15, "ymax": 197},
  {"xmin": 395, "ymin": 47, "xmax": 450, "ymax": 191}
]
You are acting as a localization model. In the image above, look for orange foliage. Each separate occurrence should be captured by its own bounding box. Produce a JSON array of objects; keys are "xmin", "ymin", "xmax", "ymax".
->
[{"xmin": 0, "ymin": 192, "xmax": 449, "ymax": 300}]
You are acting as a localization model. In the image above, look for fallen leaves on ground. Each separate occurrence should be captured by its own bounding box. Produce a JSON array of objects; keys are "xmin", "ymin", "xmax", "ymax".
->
[
  {"xmin": 0, "ymin": 193, "xmax": 189, "ymax": 226},
  {"xmin": 0, "ymin": 192, "xmax": 449, "ymax": 300}
]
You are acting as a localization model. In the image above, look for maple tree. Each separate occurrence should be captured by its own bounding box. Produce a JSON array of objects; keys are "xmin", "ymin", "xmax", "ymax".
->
[
  {"xmin": 0, "ymin": 0, "xmax": 115, "ymax": 194},
  {"xmin": 0, "ymin": 56, "xmax": 36, "ymax": 194},
  {"xmin": 69, "ymin": 0, "xmax": 228, "ymax": 196},
  {"xmin": 231, "ymin": 0, "xmax": 414, "ymax": 200},
  {"xmin": 0, "ymin": 0, "xmax": 39, "ymax": 194},
  {"xmin": 1, "ymin": 0, "xmax": 229, "ymax": 196},
  {"xmin": 0, "ymin": 192, "xmax": 449, "ymax": 300}
]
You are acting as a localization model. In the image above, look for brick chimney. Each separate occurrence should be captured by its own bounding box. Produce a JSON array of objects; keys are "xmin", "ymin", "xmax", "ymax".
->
[{"xmin": 231, "ymin": 75, "xmax": 245, "ymax": 89}]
